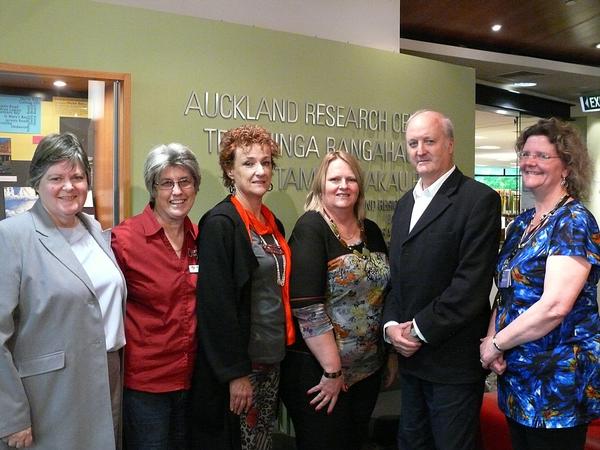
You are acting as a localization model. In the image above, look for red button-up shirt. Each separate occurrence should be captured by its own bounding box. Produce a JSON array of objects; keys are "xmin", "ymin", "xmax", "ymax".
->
[{"xmin": 112, "ymin": 205, "xmax": 198, "ymax": 392}]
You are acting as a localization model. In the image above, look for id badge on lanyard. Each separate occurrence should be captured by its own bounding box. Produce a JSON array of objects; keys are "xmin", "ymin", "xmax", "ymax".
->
[{"xmin": 498, "ymin": 268, "xmax": 511, "ymax": 288}]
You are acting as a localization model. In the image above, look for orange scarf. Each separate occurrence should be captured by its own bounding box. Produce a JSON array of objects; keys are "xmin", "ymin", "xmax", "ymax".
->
[{"xmin": 230, "ymin": 195, "xmax": 296, "ymax": 345}]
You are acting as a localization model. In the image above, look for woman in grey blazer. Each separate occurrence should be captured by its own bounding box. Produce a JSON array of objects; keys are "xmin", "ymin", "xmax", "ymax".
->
[{"xmin": 0, "ymin": 133, "xmax": 126, "ymax": 450}]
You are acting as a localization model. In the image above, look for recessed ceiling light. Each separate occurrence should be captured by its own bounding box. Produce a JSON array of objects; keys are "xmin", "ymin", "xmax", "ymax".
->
[
  {"xmin": 491, "ymin": 24, "xmax": 502, "ymax": 32},
  {"xmin": 495, "ymin": 109, "xmax": 509, "ymax": 115},
  {"xmin": 511, "ymin": 82, "xmax": 537, "ymax": 87},
  {"xmin": 595, "ymin": 43, "xmax": 600, "ymax": 49},
  {"xmin": 53, "ymin": 80, "xmax": 67, "ymax": 87},
  {"xmin": 477, "ymin": 145, "xmax": 501, "ymax": 150}
]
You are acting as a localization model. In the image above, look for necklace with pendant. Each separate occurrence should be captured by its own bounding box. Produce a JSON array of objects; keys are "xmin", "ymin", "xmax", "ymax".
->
[
  {"xmin": 498, "ymin": 193, "xmax": 570, "ymax": 298},
  {"xmin": 321, "ymin": 210, "xmax": 371, "ymax": 259},
  {"xmin": 256, "ymin": 232, "xmax": 286, "ymax": 286},
  {"xmin": 518, "ymin": 193, "xmax": 569, "ymax": 249},
  {"xmin": 495, "ymin": 194, "xmax": 569, "ymax": 298}
]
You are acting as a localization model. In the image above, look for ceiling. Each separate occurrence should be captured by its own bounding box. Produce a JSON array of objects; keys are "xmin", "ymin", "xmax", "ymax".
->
[
  {"xmin": 398, "ymin": 0, "xmax": 600, "ymax": 168},
  {"xmin": 400, "ymin": 0, "xmax": 600, "ymax": 105},
  {"xmin": 0, "ymin": 71, "xmax": 89, "ymax": 99},
  {"xmin": 400, "ymin": 0, "xmax": 600, "ymax": 67}
]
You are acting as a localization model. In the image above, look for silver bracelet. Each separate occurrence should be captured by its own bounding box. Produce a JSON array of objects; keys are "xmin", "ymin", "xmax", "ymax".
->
[{"xmin": 492, "ymin": 335, "xmax": 503, "ymax": 352}]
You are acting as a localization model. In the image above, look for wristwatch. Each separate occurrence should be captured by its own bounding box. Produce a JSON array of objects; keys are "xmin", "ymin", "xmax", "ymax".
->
[
  {"xmin": 323, "ymin": 370, "xmax": 343, "ymax": 379},
  {"xmin": 409, "ymin": 324, "xmax": 424, "ymax": 343}
]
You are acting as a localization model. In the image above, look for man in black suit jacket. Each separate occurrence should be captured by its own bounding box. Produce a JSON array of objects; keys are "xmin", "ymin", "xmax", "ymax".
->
[{"xmin": 383, "ymin": 110, "xmax": 501, "ymax": 450}]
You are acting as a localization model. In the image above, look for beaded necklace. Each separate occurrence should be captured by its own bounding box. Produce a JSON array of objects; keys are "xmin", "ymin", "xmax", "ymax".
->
[
  {"xmin": 321, "ymin": 210, "xmax": 371, "ymax": 259},
  {"xmin": 256, "ymin": 232, "xmax": 286, "ymax": 286}
]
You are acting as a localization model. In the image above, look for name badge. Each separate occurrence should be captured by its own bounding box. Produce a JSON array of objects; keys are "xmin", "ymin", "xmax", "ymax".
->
[
  {"xmin": 498, "ymin": 268, "xmax": 511, "ymax": 288},
  {"xmin": 189, "ymin": 264, "xmax": 199, "ymax": 273}
]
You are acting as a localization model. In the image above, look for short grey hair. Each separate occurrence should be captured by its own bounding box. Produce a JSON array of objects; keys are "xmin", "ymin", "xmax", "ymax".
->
[
  {"xmin": 406, "ymin": 109, "xmax": 455, "ymax": 140},
  {"xmin": 29, "ymin": 133, "xmax": 91, "ymax": 191},
  {"xmin": 143, "ymin": 143, "xmax": 201, "ymax": 206}
]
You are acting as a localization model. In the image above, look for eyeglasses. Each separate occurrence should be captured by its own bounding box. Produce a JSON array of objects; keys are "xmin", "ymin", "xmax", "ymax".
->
[
  {"xmin": 155, "ymin": 178, "xmax": 194, "ymax": 190},
  {"xmin": 517, "ymin": 151, "xmax": 562, "ymax": 161}
]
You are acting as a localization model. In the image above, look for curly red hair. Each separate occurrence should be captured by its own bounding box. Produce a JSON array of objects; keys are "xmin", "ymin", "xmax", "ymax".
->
[{"xmin": 219, "ymin": 125, "xmax": 280, "ymax": 189}]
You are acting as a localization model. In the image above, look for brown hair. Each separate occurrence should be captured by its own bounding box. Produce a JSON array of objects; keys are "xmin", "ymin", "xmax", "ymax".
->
[{"xmin": 516, "ymin": 118, "xmax": 591, "ymax": 199}]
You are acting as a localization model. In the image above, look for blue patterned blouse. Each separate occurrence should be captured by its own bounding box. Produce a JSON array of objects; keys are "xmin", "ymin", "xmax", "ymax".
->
[{"xmin": 496, "ymin": 200, "xmax": 600, "ymax": 428}]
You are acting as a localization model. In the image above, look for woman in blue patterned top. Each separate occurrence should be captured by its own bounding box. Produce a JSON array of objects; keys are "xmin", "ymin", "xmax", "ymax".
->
[{"xmin": 480, "ymin": 118, "xmax": 600, "ymax": 450}]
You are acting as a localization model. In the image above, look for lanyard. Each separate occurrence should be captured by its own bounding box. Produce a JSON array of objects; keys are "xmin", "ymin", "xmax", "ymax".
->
[{"xmin": 497, "ymin": 194, "xmax": 569, "ymax": 296}]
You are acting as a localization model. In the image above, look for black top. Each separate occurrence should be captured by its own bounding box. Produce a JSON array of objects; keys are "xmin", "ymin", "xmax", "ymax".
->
[
  {"xmin": 190, "ymin": 196, "xmax": 284, "ymax": 432},
  {"xmin": 288, "ymin": 210, "xmax": 389, "ymax": 357}
]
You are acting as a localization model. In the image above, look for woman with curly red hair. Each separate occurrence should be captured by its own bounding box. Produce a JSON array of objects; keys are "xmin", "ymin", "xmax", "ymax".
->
[{"xmin": 190, "ymin": 125, "xmax": 294, "ymax": 450}]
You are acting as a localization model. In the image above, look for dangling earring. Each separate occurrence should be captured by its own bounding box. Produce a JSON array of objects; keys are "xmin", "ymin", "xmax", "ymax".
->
[
  {"xmin": 560, "ymin": 176, "xmax": 568, "ymax": 188},
  {"xmin": 268, "ymin": 183, "xmax": 274, "ymax": 192},
  {"xmin": 229, "ymin": 184, "xmax": 236, "ymax": 194}
]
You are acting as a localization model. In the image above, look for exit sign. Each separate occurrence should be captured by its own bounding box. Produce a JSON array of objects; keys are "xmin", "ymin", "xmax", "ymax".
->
[{"xmin": 580, "ymin": 94, "xmax": 600, "ymax": 112}]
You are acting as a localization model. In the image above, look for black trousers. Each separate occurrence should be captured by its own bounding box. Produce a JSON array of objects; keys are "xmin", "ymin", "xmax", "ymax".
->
[
  {"xmin": 397, "ymin": 373, "xmax": 485, "ymax": 450},
  {"xmin": 280, "ymin": 350, "xmax": 382, "ymax": 450},
  {"xmin": 507, "ymin": 417, "xmax": 588, "ymax": 450}
]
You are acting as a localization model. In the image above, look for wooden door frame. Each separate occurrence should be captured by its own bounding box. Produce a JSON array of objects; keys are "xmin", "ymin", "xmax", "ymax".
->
[{"xmin": 0, "ymin": 62, "xmax": 131, "ymax": 227}]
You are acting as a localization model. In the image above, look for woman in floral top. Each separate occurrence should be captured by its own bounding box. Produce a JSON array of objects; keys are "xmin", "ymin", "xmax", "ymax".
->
[
  {"xmin": 280, "ymin": 150, "xmax": 395, "ymax": 450},
  {"xmin": 480, "ymin": 118, "xmax": 600, "ymax": 450}
]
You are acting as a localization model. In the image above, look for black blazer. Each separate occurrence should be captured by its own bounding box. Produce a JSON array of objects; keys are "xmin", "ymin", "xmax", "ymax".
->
[
  {"xmin": 190, "ymin": 196, "xmax": 284, "ymax": 436},
  {"xmin": 383, "ymin": 168, "xmax": 501, "ymax": 383}
]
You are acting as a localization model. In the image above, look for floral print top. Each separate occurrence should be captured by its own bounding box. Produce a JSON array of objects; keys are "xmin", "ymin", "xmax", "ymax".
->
[
  {"xmin": 288, "ymin": 211, "xmax": 391, "ymax": 386},
  {"xmin": 496, "ymin": 200, "xmax": 600, "ymax": 428}
]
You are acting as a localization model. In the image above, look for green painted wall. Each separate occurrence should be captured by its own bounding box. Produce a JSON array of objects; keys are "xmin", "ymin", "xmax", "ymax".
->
[{"xmin": 0, "ymin": 0, "xmax": 476, "ymax": 234}]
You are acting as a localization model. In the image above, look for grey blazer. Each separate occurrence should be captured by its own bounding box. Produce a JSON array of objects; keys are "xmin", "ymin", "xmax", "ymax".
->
[{"xmin": 0, "ymin": 200, "xmax": 125, "ymax": 450}]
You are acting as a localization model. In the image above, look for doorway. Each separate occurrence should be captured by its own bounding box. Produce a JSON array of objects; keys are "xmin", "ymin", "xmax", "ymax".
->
[
  {"xmin": 0, "ymin": 63, "xmax": 130, "ymax": 228},
  {"xmin": 474, "ymin": 107, "xmax": 539, "ymax": 234}
]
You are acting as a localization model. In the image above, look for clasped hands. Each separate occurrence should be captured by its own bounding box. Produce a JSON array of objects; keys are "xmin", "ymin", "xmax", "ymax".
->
[
  {"xmin": 479, "ymin": 335, "xmax": 507, "ymax": 375},
  {"xmin": 385, "ymin": 321, "xmax": 421, "ymax": 357}
]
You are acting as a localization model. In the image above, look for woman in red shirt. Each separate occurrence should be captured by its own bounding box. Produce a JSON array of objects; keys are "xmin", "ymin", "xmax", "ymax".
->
[{"xmin": 112, "ymin": 143, "xmax": 200, "ymax": 449}]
